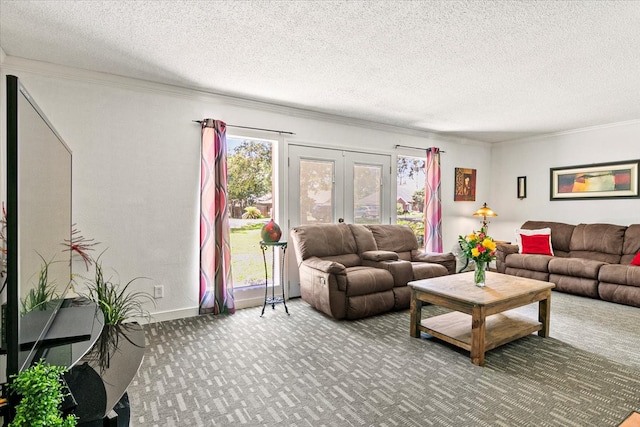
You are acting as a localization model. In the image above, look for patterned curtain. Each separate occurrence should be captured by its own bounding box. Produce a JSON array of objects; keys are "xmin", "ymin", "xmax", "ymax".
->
[
  {"xmin": 423, "ymin": 147, "xmax": 443, "ymax": 252},
  {"xmin": 200, "ymin": 119, "xmax": 235, "ymax": 314}
]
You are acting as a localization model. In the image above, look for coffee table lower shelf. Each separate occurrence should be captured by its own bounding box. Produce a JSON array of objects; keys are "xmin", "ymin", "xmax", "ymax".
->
[{"xmin": 419, "ymin": 310, "xmax": 542, "ymax": 353}]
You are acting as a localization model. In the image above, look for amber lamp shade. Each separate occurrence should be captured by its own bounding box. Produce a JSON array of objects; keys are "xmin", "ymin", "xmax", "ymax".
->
[{"xmin": 473, "ymin": 202, "xmax": 498, "ymax": 231}]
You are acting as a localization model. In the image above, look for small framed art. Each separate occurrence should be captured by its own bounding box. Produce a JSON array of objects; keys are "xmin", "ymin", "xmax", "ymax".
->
[
  {"xmin": 517, "ymin": 176, "xmax": 527, "ymax": 199},
  {"xmin": 454, "ymin": 168, "xmax": 476, "ymax": 201}
]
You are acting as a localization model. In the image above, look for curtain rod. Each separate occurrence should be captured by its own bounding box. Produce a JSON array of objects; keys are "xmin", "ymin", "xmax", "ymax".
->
[
  {"xmin": 193, "ymin": 120, "xmax": 295, "ymax": 135},
  {"xmin": 394, "ymin": 144, "xmax": 446, "ymax": 153}
]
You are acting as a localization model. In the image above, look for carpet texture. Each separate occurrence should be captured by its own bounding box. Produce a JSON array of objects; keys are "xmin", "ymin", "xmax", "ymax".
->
[{"xmin": 127, "ymin": 291, "xmax": 640, "ymax": 426}]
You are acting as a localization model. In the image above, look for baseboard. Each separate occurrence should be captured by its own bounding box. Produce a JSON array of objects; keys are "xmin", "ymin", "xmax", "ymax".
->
[
  {"xmin": 133, "ymin": 293, "xmax": 287, "ymax": 324},
  {"xmin": 235, "ymin": 297, "xmax": 267, "ymax": 310},
  {"xmin": 136, "ymin": 307, "xmax": 200, "ymax": 324}
]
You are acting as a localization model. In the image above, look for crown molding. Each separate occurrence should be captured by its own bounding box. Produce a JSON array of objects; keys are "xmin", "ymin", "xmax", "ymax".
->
[
  {"xmin": 494, "ymin": 118, "xmax": 640, "ymax": 147},
  {"xmin": 1, "ymin": 55, "xmax": 481, "ymax": 146}
]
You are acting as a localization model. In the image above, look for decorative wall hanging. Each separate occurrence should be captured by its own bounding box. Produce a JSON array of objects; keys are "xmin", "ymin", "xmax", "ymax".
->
[
  {"xmin": 517, "ymin": 176, "xmax": 527, "ymax": 199},
  {"xmin": 454, "ymin": 167, "xmax": 476, "ymax": 201},
  {"xmin": 550, "ymin": 160, "xmax": 640, "ymax": 200}
]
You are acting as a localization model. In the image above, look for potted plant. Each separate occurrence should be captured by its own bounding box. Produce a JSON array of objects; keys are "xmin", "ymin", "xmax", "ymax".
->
[
  {"xmin": 79, "ymin": 254, "xmax": 153, "ymax": 373},
  {"xmin": 21, "ymin": 256, "xmax": 60, "ymax": 314},
  {"xmin": 82, "ymin": 255, "xmax": 154, "ymax": 325},
  {"xmin": 8, "ymin": 360, "xmax": 77, "ymax": 427}
]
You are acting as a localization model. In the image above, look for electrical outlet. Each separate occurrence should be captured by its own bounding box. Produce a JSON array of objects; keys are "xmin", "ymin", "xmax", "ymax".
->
[{"xmin": 154, "ymin": 285, "xmax": 164, "ymax": 299}]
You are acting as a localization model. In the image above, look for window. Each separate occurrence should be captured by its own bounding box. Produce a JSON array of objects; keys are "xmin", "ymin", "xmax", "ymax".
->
[
  {"xmin": 397, "ymin": 155, "xmax": 425, "ymax": 248},
  {"xmin": 227, "ymin": 136, "xmax": 275, "ymax": 288}
]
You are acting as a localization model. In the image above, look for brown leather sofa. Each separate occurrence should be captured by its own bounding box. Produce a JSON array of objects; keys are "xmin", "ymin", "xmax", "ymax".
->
[
  {"xmin": 496, "ymin": 220, "xmax": 640, "ymax": 308},
  {"xmin": 290, "ymin": 223, "xmax": 455, "ymax": 319}
]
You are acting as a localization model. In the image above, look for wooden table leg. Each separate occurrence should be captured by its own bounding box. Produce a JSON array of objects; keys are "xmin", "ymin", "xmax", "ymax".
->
[
  {"xmin": 470, "ymin": 305, "xmax": 486, "ymax": 366},
  {"xmin": 410, "ymin": 289, "xmax": 421, "ymax": 338},
  {"xmin": 538, "ymin": 291, "xmax": 551, "ymax": 337}
]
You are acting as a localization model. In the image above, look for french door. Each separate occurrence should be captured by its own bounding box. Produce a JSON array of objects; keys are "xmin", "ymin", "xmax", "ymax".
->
[{"xmin": 287, "ymin": 145, "xmax": 392, "ymax": 296}]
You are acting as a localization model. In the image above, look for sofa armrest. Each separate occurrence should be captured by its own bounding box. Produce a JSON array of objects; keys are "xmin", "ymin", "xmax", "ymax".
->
[
  {"xmin": 496, "ymin": 244, "xmax": 519, "ymax": 273},
  {"xmin": 302, "ymin": 256, "xmax": 346, "ymax": 275},
  {"xmin": 362, "ymin": 250, "xmax": 399, "ymax": 261},
  {"xmin": 412, "ymin": 252, "xmax": 456, "ymax": 275}
]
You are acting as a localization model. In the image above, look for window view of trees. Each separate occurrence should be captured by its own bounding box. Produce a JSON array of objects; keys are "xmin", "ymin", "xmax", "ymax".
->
[
  {"xmin": 397, "ymin": 155, "xmax": 425, "ymax": 247},
  {"xmin": 227, "ymin": 139, "xmax": 272, "ymax": 218},
  {"xmin": 227, "ymin": 137, "xmax": 274, "ymax": 287}
]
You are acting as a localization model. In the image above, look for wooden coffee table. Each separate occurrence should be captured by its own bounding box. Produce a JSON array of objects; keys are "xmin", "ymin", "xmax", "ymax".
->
[{"xmin": 409, "ymin": 271, "xmax": 555, "ymax": 366}]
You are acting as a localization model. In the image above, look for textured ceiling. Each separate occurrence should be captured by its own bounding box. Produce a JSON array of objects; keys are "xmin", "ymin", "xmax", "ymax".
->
[{"xmin": 1, "ymin": 0, "xmax": 639, "ymax": 143}]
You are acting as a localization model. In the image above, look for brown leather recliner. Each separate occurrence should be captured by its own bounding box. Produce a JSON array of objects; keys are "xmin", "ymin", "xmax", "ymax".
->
[{"xmin": 289, "ymin": 223, "xmax": 455, "ymax": 319}]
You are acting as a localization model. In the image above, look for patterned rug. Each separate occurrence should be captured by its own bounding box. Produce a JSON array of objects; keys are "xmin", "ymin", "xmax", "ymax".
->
[{"xmin": 127, "ymin": 291, "xmax": 640, "ymax": 426}]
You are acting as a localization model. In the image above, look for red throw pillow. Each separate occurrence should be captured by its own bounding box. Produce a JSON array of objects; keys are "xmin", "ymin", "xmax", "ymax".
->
[
  {"xmin": 520, "ymin": 234, "xmax": 553, "ymax": 256},
  {"xmin": 631, "ymin": 252, "xmax": 640, "ymax": 266}
]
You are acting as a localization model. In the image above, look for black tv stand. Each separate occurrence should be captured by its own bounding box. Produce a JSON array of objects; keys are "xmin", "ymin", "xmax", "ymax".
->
[{"xmin": 19, "ymin": 304, "xmax": 98, "ymax": 351}]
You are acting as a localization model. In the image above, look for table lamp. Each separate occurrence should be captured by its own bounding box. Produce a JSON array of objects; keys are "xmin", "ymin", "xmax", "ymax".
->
[{"xmin": 473, "ymin": 202, "xmax": 497, "ymax": 231}]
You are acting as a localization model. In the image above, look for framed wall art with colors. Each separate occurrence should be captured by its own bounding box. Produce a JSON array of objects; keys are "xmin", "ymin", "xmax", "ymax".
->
[
  {"xmin": 550, "ymin": 160, "xmax": 640, "ymax": 200},
  {"xmin": 454, "ymin": 167, "xmax": 476, "ymax": 201}
]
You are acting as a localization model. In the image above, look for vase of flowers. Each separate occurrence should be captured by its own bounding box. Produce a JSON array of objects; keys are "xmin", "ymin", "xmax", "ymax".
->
[{"xmin": 458, "ymin": 228, "xmax": 497, "ymax": 287}]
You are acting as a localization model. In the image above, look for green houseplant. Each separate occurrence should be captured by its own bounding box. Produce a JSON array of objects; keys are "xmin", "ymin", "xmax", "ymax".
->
[
  {"xmin": 21, "ymin": 256, "xmax": 60, "ymax": 315},
  {"xmin": 79, "ymin": 254, "xmax": 153, "ymax": 374},
  {"xmin": 8, "ymin": 360, "xmax": 77, "ymax": 427},
  {"xmin": 82, "ymin": 254, "xmax": 154, "ymax": 325}
]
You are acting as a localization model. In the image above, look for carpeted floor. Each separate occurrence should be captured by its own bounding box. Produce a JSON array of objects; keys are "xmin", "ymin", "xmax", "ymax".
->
[{"xmin": 127, "ymin": 291, "xmax": 640, "ymax": 426}]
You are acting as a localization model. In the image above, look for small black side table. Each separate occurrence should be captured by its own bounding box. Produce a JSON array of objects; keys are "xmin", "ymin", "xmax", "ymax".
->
[{"xmin": 259, "ymin": 240, "xmax": 290, "ymax": 316}]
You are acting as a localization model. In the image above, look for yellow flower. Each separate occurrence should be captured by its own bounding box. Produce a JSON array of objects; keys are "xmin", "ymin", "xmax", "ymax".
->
[
  {"xmin": 482, "ymin": 238, "xmax": 496, "ymax": 251},
  {"xmin": 467, "ymin": 233, "xmax": 476, "ymax": 241},
  {"xmin": 471, "ymin": 248, "xmax": 480, "ymax": 257}
]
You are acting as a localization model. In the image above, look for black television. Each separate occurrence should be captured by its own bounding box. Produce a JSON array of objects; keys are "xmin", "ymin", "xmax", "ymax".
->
[{"xmin": 3, "ymin": 75, "xmax": 73, "ymax": 379}]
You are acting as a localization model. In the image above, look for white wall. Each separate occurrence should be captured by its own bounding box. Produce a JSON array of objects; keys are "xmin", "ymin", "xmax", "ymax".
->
[
  {"xmin": 0, "ymin": 56, "xmax": 491, "ymax": 321},
  {"xmin": 490, "ymin": 120, "xmax": 640, "ymax": 242},
  {"xmin": 5, "ymin": 56, "xmax": 639, "ymax": 322}
]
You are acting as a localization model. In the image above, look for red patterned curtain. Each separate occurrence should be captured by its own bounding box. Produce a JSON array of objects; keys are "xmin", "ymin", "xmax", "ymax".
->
[
  {"xmin": 424, "ymin": 147, "xmax": 443, "ymax": 252},
  {"xmin": 200, "ymin": 119, "xmax": 235, "ymax": 314}
]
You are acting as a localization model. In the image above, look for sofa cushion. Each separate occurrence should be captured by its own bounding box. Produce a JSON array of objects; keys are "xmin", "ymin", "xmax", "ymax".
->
[
  {"xmin": 599, "ymin": 264, "xmax": 640, "ymax": 287},
  {"xmin": 504, "ymin": 267, "xmax": 549, "ymax": 282},
  {"xmin": 290, "ymin": 223, "xmax": 358, "ymax": 261},
  {"xmin": 548, "ymin": 257, "xmax": 606, "ymax": 279},
  {"xmin": 520, "ymin": 233, "xmax": 554, "ymax": 256},
  {"xmin": 520, "ymin": 221, "xmax": 575, "ymax": 256},
  {"xmin": 346, "ymin": 291, "xmax": 395, "ymax": 319},
  {"xmin": 622, "ymin": 224, "xmax": 640, "ymax": 264},
  {"xmin": 410, "ymin": 262, "xmax": 449, "ymax": 280},
  {"xmin": 549, "ymin": 274, "xmax": 599, "ymax": 298},
  {"xmin": 598, "ymin": 283, "xmax": 640, "ymax": 308},
  {"xmin": 516, "ymin": 227, "xmax": 552, "ymax": 251},
  {"xmin": 366, "ymin": 224, "xmax": 418, "ymax": 253},
  {"xmin": 569, "ymin": 223, "xmax": 626, "ymax": 264},
  {"xmin": 505, "ymin": 253, "xmax": 553, "ymax": 272},
  {"xmin": 349, "ymin": 224, "xmax": 378, "ymax": 253},
  {"xmin": 343, "ymin": 266, "xmax": 394, "ymax": 297}
]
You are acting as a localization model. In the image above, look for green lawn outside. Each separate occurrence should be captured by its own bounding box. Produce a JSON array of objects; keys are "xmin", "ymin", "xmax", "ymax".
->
[{"xmin": 230, "ymin": 224, "xmax": 267, "ymax": 286}]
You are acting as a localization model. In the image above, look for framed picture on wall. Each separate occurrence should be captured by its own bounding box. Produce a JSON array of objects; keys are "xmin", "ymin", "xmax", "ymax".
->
[
  {"xmin": 517, "ymin": 176, "xmax": 527, "ymax": 199},
  {"xmin": 454, "ymin": 167, "xmax": 476, "ymax": 201},
  {"xmin": 550, "ymin": 159, "xmax": 640, "ymax": 200}
]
